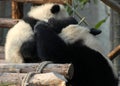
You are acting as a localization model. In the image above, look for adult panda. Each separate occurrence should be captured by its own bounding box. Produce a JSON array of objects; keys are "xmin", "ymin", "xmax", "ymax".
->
[
  {"xmin": 5, "ymin": 3, "xmax": 77, "ymax": 63},
  {"xmin": 34, "ymin": 21, "xmax": 118, "ymax": 86}
]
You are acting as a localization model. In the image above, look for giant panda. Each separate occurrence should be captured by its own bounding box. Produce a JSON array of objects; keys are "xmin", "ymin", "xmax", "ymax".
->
[
  {"xmin": 59, "ymin": 25, "xmax": 118, "ymax": 86},
  {"xmin": 34, "ymin": 21, "xmax": 118, "ymax": 86},
  {"xmin": 5, "ymin": 3, "xmax": 75, "ymax": 63}
]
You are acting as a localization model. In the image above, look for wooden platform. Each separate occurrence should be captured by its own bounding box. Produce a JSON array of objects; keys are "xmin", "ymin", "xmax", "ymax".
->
[{"xmin": 1, "ymin": 46, "xmax": 120, "ymax": 85}]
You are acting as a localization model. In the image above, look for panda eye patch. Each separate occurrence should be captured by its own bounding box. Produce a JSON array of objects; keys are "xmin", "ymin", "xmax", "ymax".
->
[{"xmin": 51, "ymin": 5, "xmax": 60, "ymax": 14}]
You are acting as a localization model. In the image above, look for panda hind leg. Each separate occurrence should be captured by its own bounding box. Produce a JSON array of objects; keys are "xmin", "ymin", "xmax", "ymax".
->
[{"xmin": 20, "ymin": 40, "xmax": 40, "ymax": 63}]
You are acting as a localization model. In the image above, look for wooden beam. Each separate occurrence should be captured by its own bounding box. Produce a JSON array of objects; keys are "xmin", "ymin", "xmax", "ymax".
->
[
  {"xmin": 0, "ymin": 72, "xmax": 67, "ymax": 86},
  {"xmin": 13, "ymin": 0, "xmax": 72, "ymax": 4},
  {"xmin": 0, "ymin": 63, "xmax": 73, "ymax": 79},
  {"xmin": 12, "ymin": 0, "xmax": 23, "ymax": 19},
  {"xmin": 101, "ymin": 0, "xmax": 120, "ymax": 14},
  {"xmin": 0, "ymin": 18, "xmax": 18, "ymax": 28}
]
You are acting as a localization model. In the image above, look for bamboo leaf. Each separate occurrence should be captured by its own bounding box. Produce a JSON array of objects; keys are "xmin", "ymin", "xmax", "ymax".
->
[
  {"xmin": 95, "ymin": 17, "xmax": 108, "ymax": 29},
  {"xmin": 78, "ymin": 0, "xmax": 90, "ymax": 8}
]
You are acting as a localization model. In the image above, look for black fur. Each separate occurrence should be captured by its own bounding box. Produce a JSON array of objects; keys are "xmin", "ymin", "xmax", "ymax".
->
[
  {"xmin": 34, "ymin": 19, "xmax": 118, "ymax": 86},
  {"xmin": 23, "ymin": 17, "xmax": 38, "ymax": 29},
  {"xmin": 67, "ymin": 41, "xmax": 118, "ymax": 86},
  {"xmin": 21, "ymin": 17, "xmax": 77, "ymax": 63},
  {"xmin": 51, "ymin": 4, "xmax": 60, "ymax": 14},
  {"xmin": 33, "ymin": 17, "xmax": 78, "ymax": 62},
  {"xmin": 20, "ymin": 39, "xmax": 41, "ymax": 63},
  {"xmin": 48, "ymin": 17, "xmax": 78, "ymax": 33},
  {"xmin": 34, "ymin": 21, "xmax": 69, "ymax": 63},
  {"xmin": 48, "ymin": 17, "xmax": 102, "ymax": 35}
]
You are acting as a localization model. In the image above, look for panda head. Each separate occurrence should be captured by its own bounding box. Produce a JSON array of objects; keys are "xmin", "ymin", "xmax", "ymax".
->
[
  {"xmin": 59, "ymin": 24, "xmax": 105, "ymax": 55},
  {"xmin": 28, "ymin": 3, "xmax": 69, "ymax": 21}
]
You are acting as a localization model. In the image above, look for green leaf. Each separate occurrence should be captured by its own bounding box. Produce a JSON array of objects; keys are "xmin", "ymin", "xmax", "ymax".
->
[
  {"xmin": 95, "ymin": 17, "xmax": 108, "ymax": 29},
  {"xmin": 65, "ymin": 6, "xmax": 73, "ymax": 15},
  {"xmin": 78, "ymin": 0, "xmax": 90, "ymax": 8}
]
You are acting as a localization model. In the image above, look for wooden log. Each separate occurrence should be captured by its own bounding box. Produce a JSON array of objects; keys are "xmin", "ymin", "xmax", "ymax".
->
[
  {"xmin": 108, "ymin": 45, "xmax": 120, "ymax": 60},
  {"xmin": 101, "ymin": 0, "xmax": 120, "ymax": 14},
  {"xmin": 0, "ymin": 63, "xmax": 73, "ymax": 79},
  {"xmin": 0, "ymin": 18, "xmax": 19, "ymax": 28},
  {"xmin": 0, "ymin": 72, "xmax": 67, "ymax": 86},
  {"xmin": 12, "ymin": 0, "xmax": 23, "ymax": 19},
  {"xmin": 13, "ymin": 0, "xmax": 72, "ymax": 5},
  {"xmin": 0, "ymin": 60, "xmax": 6, "ymax": 63}
]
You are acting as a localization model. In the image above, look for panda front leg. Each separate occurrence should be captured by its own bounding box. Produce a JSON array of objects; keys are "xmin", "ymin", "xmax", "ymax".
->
[{"xmin": 34, "ymin": 21, "xmax": 69, "ymax": 63}]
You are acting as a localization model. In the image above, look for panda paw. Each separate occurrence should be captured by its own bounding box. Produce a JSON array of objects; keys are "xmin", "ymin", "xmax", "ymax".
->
[
  {"xmin": 59, "ymin": 25, "xmax": 80, "ymax": 44},
  {"xmin": 34, "ymin": 21, "xmax": 50, "ymax": 33},
  {"xmin": 48, "ymin": 18, "xmax": 58, "ymax": 26}
]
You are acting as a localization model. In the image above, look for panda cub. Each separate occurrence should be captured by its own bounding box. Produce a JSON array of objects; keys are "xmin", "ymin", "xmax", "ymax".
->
[
  {"xmin": 59, "ymin": 25, "xmax": 118, "ymax": 86},
  {"xmin": 5, "ymin": 2, "xmax": 101, "ymax": 63},
  {"xmin": 34, "ymin": 21, "xmax": 118, "ymax": 86},
  {"xmin": 34, "ymin": 18, "xmax": 102, "ymax": 63},
  {"xmin": 5, "ymin": 3, "xmax": 73, "ymax": 63}
]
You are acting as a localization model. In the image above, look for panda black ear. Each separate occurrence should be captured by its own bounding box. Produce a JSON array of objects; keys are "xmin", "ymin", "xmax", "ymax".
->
[
  {"xmin": 90, "ymin": 28, "xmax": 102, "ymax": 35},
  {"xmin": 51, "ymin": 4, "xmax": 60, "ymax": 14}
]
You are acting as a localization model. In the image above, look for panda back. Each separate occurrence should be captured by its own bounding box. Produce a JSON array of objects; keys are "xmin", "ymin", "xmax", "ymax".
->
[
  {"xmin": 59, "ymin": 24, "xmax": 118, "ymax": 79},
  {"xmin": 5, "ymin": 20, "xmax": 34, "ymax": 63}
]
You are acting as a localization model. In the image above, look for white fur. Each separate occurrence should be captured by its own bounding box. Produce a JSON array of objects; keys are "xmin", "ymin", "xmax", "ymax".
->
[
  {"xmin": 5, "ymin": 20, "xmax": 34, "ymax": 63},
  {"xmin": 5, "ymin": 3, "xmax": 69, "ymax": 63},
  {"xmin": 59, "ymin": 25, "xmax": 104, "ymax": 54},
  {"xmin": 59, "ymin": 24, "xmax": 118, "ymax": 78},
  {"xmin": 28, "ymin": 3, "xmax": 69, "ymax": 21}
]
